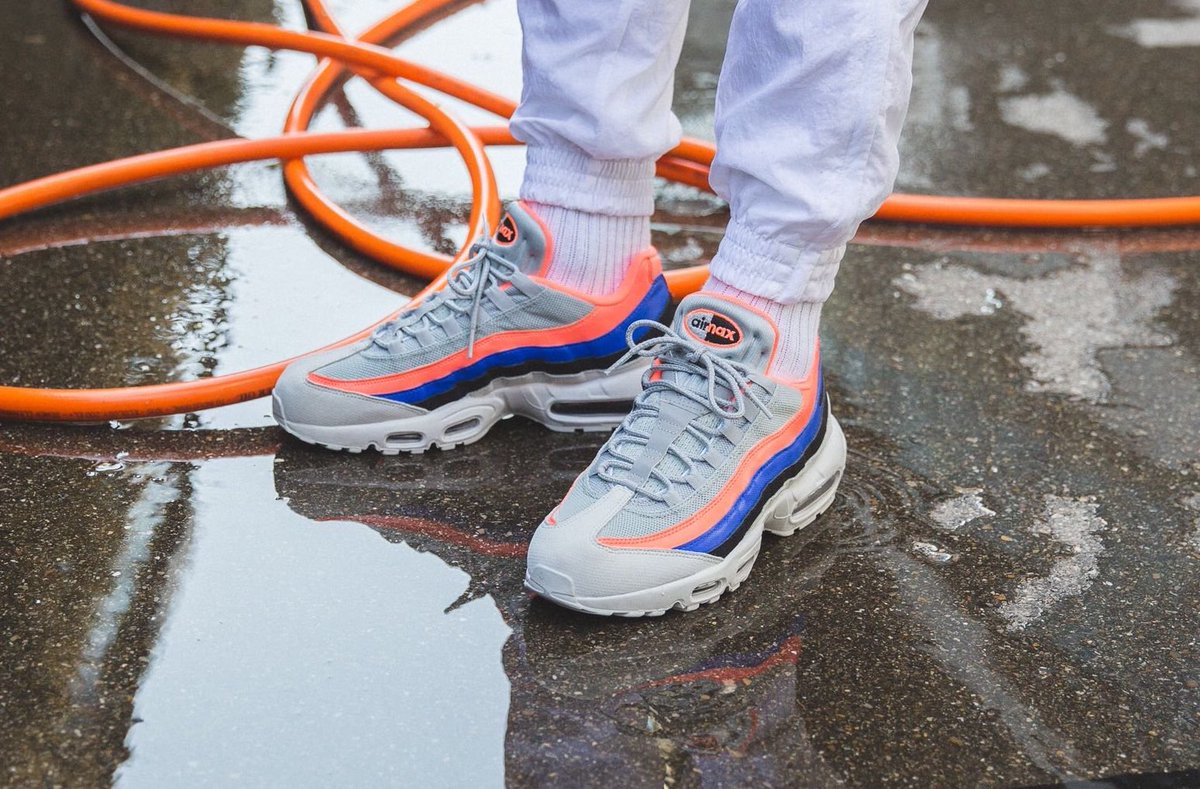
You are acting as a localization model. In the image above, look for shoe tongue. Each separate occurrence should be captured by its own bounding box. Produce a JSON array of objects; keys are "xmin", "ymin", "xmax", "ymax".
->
[
  {"xmin": 671, "ymin": 294, "xmax": 778, "ymax": 374},
  {"xmin": 601, "ymin": 294, "xmax": 779, "ymax": 502},
  {"xmin": 486, "ymin": 202, "xmax": 548, "ymax": 275}
]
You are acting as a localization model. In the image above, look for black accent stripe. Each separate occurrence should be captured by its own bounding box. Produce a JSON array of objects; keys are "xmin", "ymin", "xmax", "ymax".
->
[
  {"xmin": 550, "ymin": 400, "xmax": 636, "ymax": 416},
  {"xmin": 412, "ymin": 350, "xmax": 628, "ymax": 410},
  {"xmin": 707, "ymin": 395, "xmax": 831, "ymax": 558},
  {"xmin": 657, "ymin": 299, "xmax": 676, "ymax": 326}
]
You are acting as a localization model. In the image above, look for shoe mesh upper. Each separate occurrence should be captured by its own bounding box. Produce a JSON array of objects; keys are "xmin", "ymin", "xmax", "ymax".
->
[
  {"xmin": 549, "ymin": 292, "xmax": 809, "ymax": 543},
  {"xmin": 316, "ymin": 282, "xmax": 590, "ymax": 381}
]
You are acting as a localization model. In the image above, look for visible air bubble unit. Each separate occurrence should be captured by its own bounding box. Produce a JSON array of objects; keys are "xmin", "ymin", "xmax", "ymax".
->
[
  {"xmin": 788, "ymin": 471, "xmax": 843, "ymax": 521},
  {"xmin": 444, "ymin": 417, "xmax": 482, "ymax": 438},
  {"xmin": 385, "ymin": 431, "xmax": 424, "ymax": 447}
]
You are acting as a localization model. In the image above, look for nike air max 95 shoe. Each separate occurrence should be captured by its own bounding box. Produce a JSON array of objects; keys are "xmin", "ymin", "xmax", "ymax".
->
[
  {"xmin": 272, "ymin": 203, "xmax": 671, "ymax": 453},
  {"xmin": 525, "ymin": 294, "xmax": 847, "ymax": 616}
]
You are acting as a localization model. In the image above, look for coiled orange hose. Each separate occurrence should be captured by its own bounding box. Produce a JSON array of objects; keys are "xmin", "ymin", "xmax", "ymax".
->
[{"xmin": 0, "ymin": 0, "xmax": 1196, "ymax": 422}]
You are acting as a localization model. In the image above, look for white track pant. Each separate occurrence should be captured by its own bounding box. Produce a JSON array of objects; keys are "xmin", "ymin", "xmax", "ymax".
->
[{"xmin": 511, "ymin": 0, "xmax": 929, "ymax": 303}]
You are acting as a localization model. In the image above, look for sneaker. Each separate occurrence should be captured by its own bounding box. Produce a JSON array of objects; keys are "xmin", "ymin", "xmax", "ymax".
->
[
  {"xmin": 524, "ymin": 293, "xmax": 847, "ymax": 616},
  {"xmin": 272, "ymin": 202, "xmax": 671, "ymax": 453}
]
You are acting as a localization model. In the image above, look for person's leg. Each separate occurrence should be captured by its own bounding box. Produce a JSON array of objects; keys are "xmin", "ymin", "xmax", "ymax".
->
[
  {"xmin": 525, "ymin": 0, "xmax": 930, "ymax": 616},
  {"xmin": 704, "ymin": 0, "xmax": 929, "ymax": 379},
  {"xmin": 510, "ymin": 0, "xmax": 692, "ymax": 295}
]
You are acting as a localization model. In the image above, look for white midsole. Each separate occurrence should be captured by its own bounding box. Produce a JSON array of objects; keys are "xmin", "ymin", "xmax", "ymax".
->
[
  {"xmin": 526, "ymin": 414, "xmax": 848, "ymax": 615},
  {"xmin": 275, "ymin": 361, "xmax": 649, "ymax": 453}
]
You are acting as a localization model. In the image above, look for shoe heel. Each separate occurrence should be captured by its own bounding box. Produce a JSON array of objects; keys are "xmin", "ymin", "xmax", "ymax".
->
[
  {"xmin": 510, "ymin": 361, "xmax": 648, "ymax": 433},
  {"xmin": 763, "ymin": 415, "xmax": 847, "ymax": 537}
]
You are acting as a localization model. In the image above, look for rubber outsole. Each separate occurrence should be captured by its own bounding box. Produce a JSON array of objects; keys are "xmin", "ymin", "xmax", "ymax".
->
[{"xmin": 524, "ymin": 414, "xmax": 848, "ymax": 617}]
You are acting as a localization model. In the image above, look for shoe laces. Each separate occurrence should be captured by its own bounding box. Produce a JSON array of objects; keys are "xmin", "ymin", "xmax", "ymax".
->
[
  {"xmin": 595, "ymin": 320, "xmax": 771, "ymax": 503},
  {"xmin": 370, "ymin": 238, "xmax": 520, "ymax": 358}
]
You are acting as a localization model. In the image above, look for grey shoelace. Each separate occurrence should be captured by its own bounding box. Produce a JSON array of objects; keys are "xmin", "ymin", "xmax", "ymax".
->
[
  {"xmin": 371, "ymin": 240, "xmax": 519, "ymax": 358},
  {"xmin": 595, "ymin": 320, "xmax": 771, "ymax": 503}
]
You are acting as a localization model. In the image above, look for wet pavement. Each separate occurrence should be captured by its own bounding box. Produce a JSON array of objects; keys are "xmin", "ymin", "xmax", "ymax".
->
[{"xmin": 2, "ymin": 0, "xmax": 1200, "ymax": 786}]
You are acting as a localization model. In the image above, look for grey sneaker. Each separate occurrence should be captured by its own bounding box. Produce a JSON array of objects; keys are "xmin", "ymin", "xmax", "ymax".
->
[
  {"xmin": 525, "ymin": 293, "xmax": 847, "ymax": 616},
  {"xmin": 272, "ymin": 203, "xmax": 671, "ymax": 453}
]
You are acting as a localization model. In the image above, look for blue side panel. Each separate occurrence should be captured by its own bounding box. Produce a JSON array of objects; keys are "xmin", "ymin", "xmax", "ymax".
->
[
  {"xmin": 675, "ymin": 374, "xmax": 825, "ymax": 554},
  {"xmin": 375, "ymin": 276, "xmax": 670, "ymax": 405}
]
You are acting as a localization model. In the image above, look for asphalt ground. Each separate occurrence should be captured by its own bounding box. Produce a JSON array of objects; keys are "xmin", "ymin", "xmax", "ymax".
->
[{"xmin": 1, "ymin": 1, "xmax": 1198, "ymax": 786}]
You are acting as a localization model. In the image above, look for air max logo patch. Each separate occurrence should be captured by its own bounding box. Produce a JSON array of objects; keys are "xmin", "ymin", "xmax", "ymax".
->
[
  {"xmin": 684, "ymin": 309, "xmax": 743, "ymax": 348},
  {"xmin": 494, "ymin": 213, "xmax": 518, "ymax": 246}
]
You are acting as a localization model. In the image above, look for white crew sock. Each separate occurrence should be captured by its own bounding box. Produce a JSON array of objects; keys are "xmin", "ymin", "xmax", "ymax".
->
[
  {"xmin": 701, "ymin": 276, "xmax": 824, "ymax": 380},
  {"xmin": 526, "ymin": 201, "xmax": 650, "ymax": 296}
]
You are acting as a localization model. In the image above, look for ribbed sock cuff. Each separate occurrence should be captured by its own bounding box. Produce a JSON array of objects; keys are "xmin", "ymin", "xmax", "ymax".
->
[
  {"xmin": 528, "ymin": 202, "xmax": 649, "ymax": 296},
  {"xmin": 709, "ymin": 217, "xmax": 846, "ymax": 305},
  {"xmin": 520, "ymin": 143, "xmax": 657, "ymax": 217}
]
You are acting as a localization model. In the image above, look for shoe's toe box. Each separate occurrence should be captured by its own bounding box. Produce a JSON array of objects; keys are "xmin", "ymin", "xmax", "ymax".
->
[
  {"xmin": 526, "ymin": 488, "xmax": 719, "ymax": 611},
  {"xmin": 272, "ymin": 343, "xmax": 425, "ymax": 430}
]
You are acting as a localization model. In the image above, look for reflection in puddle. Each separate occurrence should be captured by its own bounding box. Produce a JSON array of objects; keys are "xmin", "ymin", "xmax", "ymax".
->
[
  {"xmin": 274, "ymin": 426, "xmax": 848, "ymax": 785},
  {"xmin": 74, "ymin": 464, "xmax": 183, "ymax": 701},
  {"xmin": 117, "ymin": 458, "xmax": 510, "ymax": 788},
  {"xmin": 268, "ymin": 423, "xmax": 1109, "ymax": 784}
]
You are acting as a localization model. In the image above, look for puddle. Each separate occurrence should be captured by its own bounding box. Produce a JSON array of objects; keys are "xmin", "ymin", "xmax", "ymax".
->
[{"xmin": 116, "ymin": 457, "xmax": 512, "ymax": 788}]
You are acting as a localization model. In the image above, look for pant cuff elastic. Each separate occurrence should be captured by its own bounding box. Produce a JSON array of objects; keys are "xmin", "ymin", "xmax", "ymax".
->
[
  {"xmin": 708, "ymin": 218, "xmax": 846, "ymax": 305},
  {"xmin": 520, "ymin": 143, "xmax": 657, "ymax": 217}
]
